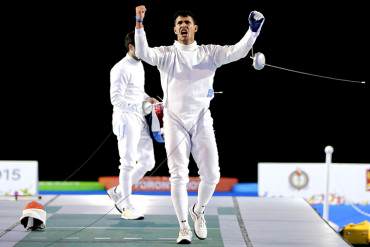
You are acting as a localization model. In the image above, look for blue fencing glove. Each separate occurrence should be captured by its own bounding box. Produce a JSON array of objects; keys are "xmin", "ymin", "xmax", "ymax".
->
[{"xmin": 248, "ymin": 11, "xmax": 265, "ymax": 33}]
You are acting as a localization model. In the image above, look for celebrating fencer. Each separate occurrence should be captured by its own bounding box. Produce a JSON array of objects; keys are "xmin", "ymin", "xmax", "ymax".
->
[
  {"xmin": 134, "ymin": 5, "xmax": 264, "ymax": 244},
  {"xmin": 109, "ymin": 31, "xmax": 159, "ymax": 220}
]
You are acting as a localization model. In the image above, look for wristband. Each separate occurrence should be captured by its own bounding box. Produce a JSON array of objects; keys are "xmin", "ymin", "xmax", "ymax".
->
[{"xmin": 135, "ymin": 16, "xmax": 143, "ymax": 23}]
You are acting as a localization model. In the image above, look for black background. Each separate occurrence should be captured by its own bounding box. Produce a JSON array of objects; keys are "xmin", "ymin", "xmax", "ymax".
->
[{"xmin": 1, "ymin": 0, "xmax": 368, "ymax": 182}]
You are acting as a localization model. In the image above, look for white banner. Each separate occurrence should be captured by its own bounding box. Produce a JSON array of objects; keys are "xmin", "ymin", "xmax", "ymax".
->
[
  {"xmin": 0, "ymin": 160, "xmax": 38, "ymax": 196},
  {"xmin": 258, "ymin": 163, "xmax": 370, "ymax": 204}
]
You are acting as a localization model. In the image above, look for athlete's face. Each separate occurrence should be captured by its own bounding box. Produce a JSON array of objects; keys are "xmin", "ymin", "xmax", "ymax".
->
[
  {"xmin": 174, "ymin": 16, "xmax": 198, "ymax": 45},
  {"xmin": 128, "ymin": 44, "xmax": 140, "ymax": 61}
]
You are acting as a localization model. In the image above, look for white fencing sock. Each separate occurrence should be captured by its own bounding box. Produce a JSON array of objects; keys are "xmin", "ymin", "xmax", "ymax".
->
[
  {"xmin": 195, "ymin": 181, "xmax": 216, "ymax": 214},
  {"xmin": 118, "ymin": 167, "xmax": 133, "ymax": 209},
  {"xmin": 171, "ymin": 183, "xmax": 190, "ymax": 228}
]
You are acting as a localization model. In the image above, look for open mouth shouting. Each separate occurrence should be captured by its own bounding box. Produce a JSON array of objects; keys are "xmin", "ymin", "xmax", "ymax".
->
[{"xmin": 180, "ymin": 29, "xmax": 188, "ymax": 37}]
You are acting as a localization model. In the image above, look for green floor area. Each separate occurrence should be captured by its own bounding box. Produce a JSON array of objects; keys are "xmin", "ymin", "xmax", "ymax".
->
[
  {"xmin": 16, "ymin": 214, "xmax": 224, "ymax": 247},
  {"xmin": 39, "ymin": 181, "xmax": 104, "ymax": 191}
]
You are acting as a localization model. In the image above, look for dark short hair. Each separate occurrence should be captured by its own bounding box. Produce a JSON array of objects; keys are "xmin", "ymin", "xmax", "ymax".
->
[
  {"xmin": 173, "ymin": 10, "xmax": 197, "ymax": 25},
  {"xmin": 124, "ymin": 31, "xmax": 135, "ymax": 51}
]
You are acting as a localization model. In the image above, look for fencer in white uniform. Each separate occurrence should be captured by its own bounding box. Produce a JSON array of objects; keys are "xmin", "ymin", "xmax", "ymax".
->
[
  {"xmin": 135, "ymin": 6, "xmax": 264, "ymax": 244},
  {"xmin": 109, "ymin": 31, "xmax": 158, "ymax": 220}
]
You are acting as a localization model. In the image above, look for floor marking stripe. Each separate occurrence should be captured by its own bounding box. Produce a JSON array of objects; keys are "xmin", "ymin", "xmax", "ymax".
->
[{"xmin": 232, "ymin": 196, "xmax": 254, "ymax": 247}]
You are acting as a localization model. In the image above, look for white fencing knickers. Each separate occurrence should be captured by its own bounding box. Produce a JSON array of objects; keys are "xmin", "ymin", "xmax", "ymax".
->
[
  {"xmin": 112, "ymin": 111, "xmax": 155, "ymax": 209},
  {"xmin": 163, "ymin": 109, "xmax": 220, "ymax": 224}
]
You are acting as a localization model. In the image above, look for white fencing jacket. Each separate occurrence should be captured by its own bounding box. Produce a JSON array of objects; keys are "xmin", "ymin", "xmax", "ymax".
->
[
  {"xmin": 135, "ymin": 28, "xmax": 259, "ymax": 120},
  {"xmin": 110, "ymin": 54, "xmax": 149, "ymax": 116}
]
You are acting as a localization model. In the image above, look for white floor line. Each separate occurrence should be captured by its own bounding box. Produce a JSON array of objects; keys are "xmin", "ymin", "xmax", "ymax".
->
[
  {"xmin": 158, "ymin": 237, "xmax": 176, "ymax": 240},
  {"xmin": 123, "ymin": 237, "xmax": 143, "ymax": 240},
  {"xmin": 94, "ymin": 237, "xmax": 111, "ymax": 240}
]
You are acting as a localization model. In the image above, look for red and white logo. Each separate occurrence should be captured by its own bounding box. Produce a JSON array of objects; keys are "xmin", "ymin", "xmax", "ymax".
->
[{"xmin": 289, "ymin": 168, "xmax": 309, "ymax": 190}]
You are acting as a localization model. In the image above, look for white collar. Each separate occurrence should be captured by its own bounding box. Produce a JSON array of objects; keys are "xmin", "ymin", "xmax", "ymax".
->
[
  {"xmin": 125, "ymin": 53, "xmax": 141, "ymax": 64},
  {"xmin": 174, "ymin": 40, "xmax": 198, "ymax": 51}
]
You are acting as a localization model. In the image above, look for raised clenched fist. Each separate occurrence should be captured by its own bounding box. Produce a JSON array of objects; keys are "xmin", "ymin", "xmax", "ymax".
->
[
  {"xmin": 136, "ymin": 5, "xmax": 146, "ymax": 20},
  {"xmin": 248, "ymin": 10, "xmax": 265, "ymax": 33}
]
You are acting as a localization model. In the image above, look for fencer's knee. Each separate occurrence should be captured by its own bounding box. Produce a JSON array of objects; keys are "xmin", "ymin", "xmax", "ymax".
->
[
  {"xmin": 168, "ymin": 166, "xmax": 189, "ymax": 185},
  {"xmin": 142, "ymin": 161, "xmax": 155, "ymax": 172},
  {"xmin": 119, "ymin": 161, "xmax": 135, "ymax": 172},
  {"xmin": 169, "ymin": 174, "xmax": 189, "ymax": 185},
  {"xmin": 201, "ymin": 171, "xmax": 220, "ymax": 185}
]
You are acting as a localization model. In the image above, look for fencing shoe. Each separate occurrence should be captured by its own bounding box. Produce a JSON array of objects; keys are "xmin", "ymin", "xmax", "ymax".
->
[
  {"xmin": 121, "ymin": 206, "xmax": 144, "ymax": 220},
  {"xmin": 189, "ymin": 204, "xmax": 207, "ymax": 240},
  {"xmin": 107, "ymin": 186, "xmax": 123, "ymax": 213},
  {"xmin": 176, "ymin": 227, "xmax": 192, "ymax": 244}
]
